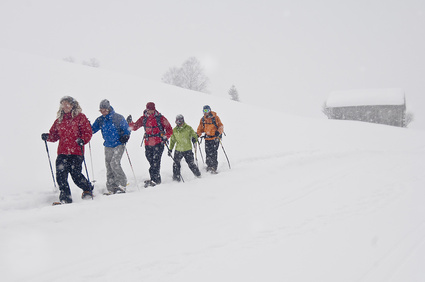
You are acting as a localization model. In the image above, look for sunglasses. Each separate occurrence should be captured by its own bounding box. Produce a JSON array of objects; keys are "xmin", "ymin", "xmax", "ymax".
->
[{"xmin": 203, "ymin": 109, "xmax": 210, "ymax": 113}]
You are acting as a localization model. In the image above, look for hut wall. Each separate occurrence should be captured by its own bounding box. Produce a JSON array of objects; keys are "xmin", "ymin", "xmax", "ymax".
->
[{"xmin": 328, "ymin": 105, "xmax": 405, "ymax": 127}]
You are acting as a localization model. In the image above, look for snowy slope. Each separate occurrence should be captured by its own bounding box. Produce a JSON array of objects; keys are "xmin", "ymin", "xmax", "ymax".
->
[{"xmin": 1, "ymin": 49, "xmax": 425, "ymax": 282}]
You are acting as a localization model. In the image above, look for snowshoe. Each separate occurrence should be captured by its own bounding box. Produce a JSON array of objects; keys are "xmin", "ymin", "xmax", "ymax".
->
[{"xmin": 52, "ymin": 199, "xmax": 72, "ymax": 206}]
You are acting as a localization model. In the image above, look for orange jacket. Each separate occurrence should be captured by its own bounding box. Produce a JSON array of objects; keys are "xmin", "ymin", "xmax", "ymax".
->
[{"xmin": 196, "ymin": 111, "xmax": 224, "ymax": 140}]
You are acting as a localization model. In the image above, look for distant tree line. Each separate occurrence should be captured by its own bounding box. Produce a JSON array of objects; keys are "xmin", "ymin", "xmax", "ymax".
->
[
  {"xmin": 65, "ymin": 55, "xmax": 243, "ymax": 101},
  {"xmin": 63, "ymin": 56, "xmax": 100, "ymax": 68},
  {"xmin": 161, "ymin": 56, "xmax": 242, "ymax": 102}
]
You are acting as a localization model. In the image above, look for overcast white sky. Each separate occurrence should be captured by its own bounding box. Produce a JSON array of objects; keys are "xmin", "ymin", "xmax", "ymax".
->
[{"xmin": 1, "ymin": 0, "xmax": 424, "ymax": 128}]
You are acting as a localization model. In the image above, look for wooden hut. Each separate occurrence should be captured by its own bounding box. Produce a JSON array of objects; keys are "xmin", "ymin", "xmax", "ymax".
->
[{"xmin": 325, "ymin": 88, "xmax": 406, "ymax": 127}]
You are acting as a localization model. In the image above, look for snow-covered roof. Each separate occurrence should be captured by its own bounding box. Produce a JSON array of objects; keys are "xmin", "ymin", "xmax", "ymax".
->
[{"xmin": 326, "ymin": 88, "xmax": 405, "ymax": 108}]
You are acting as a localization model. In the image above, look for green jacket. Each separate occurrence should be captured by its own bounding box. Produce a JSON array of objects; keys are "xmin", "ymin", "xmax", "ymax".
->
[{"xmin": 169, "ymin": 123, "xmax": 198, "ymax": 152}]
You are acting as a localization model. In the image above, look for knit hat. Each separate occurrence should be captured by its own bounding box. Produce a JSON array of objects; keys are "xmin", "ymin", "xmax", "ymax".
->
[
  {"xmin": 99, "ymin": 99, "xmax": 111, "ymax": 110},
  {"xmin": 203, "ymin": 105, "xmax": 211, "ymax": 113},
  {"xmin": 146, "ymin": 102, "xmax": 156, "ymax": 111},
  {"xmin": 60, "ymin": 96, "xmax": 76, "ymax": 106},
  {"xmin": 176, "ymin": 114, "xmax": 185, "ymax": 125}
]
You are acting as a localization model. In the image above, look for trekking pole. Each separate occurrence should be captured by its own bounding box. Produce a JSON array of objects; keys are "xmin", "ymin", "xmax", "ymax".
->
[
  {"xmin": 125, "ymin": 145, "xmax": 140, "ymax": 191},
  {"xmin": 194, "ymin": 141, "xmax": 198, "ymax": 167},
  {"xmin": 88, "ymin": 141, "xmax": 96, "ymax": 184},
  {"xmin": 165, "ymin": 142, "xmax": 184, "ymax": 183},
  {"xmin": 79, "ymin": 143, "xmax": 91, "ymax": 184},
  {"xmin": 44, "ymin": 140, "xmax": 57, "ymax": 190},
  {"xmin": 79, "ymin": 142, "xmax": 94, "ymax": 200},
  {"xmin": 197, "ymin": 136, "xmax": 205, "ymax": 164},
  {"xmin": 140, "ymin": 134, "xmax": 146, "ymax": 147},
  {"xmin": 219, "ymin": 138, "xmax": 231, "ymax": 169}
]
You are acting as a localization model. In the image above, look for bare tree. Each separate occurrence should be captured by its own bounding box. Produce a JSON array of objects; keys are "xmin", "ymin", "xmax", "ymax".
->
[
  {"xmin": 63, "ymin": 56, "xmax": 76, "ymax": 63},
  {"xmin": 228, "ymin": 85, "xmax": 240, "ymax": 102},
  {"xmin": 162, "ymin": 57, "xmax": 209, "ymax": 93},
  {"xmin": 82, "ymin": 58, "xmax": 100, "ymax": 68},
  {"xmin": 162, "ymin": 66, "xmax": 184, "ymax": 87}
]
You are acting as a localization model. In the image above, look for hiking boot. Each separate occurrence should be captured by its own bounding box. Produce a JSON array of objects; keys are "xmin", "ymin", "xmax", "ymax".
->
[
  {"xmin": 81, "ymin": 190, "xmax": 93, "ymax": 199},
  {"xmin": 209, "ymin": 167, "xmax": 218, "ymax": 174},
  {"xmin": 59, "ymin": 191, "xmax": 72, "ymax": 204},
  {"xmin": 144, "ymin": 180, "xmax": 157, "ymax": 188},
  {"xmin": 172, "ymin": 175, "xmax": 181, "ymax": 182},
  {"xmin": 115, "ymin": 186, "xmax": 126, "ymax": 193}
]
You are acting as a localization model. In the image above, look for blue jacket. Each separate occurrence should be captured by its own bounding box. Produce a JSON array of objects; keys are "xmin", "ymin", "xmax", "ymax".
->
[{"xmin": 92, "ymin": 107, "xmax": 131, "ymax": 148}]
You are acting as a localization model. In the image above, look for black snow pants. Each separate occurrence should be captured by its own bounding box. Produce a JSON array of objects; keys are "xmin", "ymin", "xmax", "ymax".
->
[
  {"xmin": 56, "ymin": 154, "xmax": 93, "ymax": 202},
  {"xmin": 205, "ymin": 139, "xmax": 220, "ymax": 171},
  {"xmin": 145, "ymin": 143, "xmax": 165, "ymax": 184},
  {"xmin": 172, "ymin": 150, "xmax": 201, "ymax": 180}
]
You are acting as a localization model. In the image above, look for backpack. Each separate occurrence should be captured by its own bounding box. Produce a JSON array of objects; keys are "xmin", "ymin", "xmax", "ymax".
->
[
  {"xmin": 143, "ymin": 112, "xmax": 164, "ymax": 138},
  {"xmin": 202, "ymin": 115, "xmax": 218, "ymax": 130}
]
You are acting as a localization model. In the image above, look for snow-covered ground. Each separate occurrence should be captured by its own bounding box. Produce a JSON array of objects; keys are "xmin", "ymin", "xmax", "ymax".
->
[{"xmin": 1, "ymin": 49, "xmax": 425, "ymax": 281}]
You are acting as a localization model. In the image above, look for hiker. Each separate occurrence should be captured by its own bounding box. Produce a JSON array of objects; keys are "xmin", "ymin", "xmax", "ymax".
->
[
  {"xmin": 92, "ymin": 99, "xmax": 131, "ymax": 194},
  {"xmin": 168, "ymin": 114, "xmax": 201, "ymax": 181},
  {"xmin": 196, "ymin": 105, "xmax": 224, "ymax": 173},
  {"xmin": 41, "ymin": 96, "xmax": 93, "ymax": 203},
  {"xmin": 127, "ymin": 102, "xmax": 173, "ymax": 187}
]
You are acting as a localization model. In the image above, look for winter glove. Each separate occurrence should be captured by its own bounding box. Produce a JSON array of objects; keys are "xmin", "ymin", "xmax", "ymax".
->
[
  {"xmin": 161, "ymin": 135, "xmax": 168, "ymax": 144},
  {"xmin": 119, "ymin": 135, "xmax": 130, "ymax": 144},
  {"xmin": 168, "ymin": 149, "xmax": 172, "ymax": 157},
  {"xmin": 41, "ymin": 133, "xmax": 49, "ymax": 141},
  {"xmin": 191, "ymin": 137, "xmax": 197, "ymax": 144},
  {"xmin": 126, "ymin": 115, "xmax": 132, "ymax": 124},
  {"xmin": 76, "ymin": 138, "xmax": 84, "ymax": 146}
]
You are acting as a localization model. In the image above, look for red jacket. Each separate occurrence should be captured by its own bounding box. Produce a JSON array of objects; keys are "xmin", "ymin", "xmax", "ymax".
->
[
  {"xmin": 47, "ymin": 112, "xmax": 93, "ymax": 156},
  {"xmin": 129, "ymin": 111, "xmax": 173, "ymax": 146}
]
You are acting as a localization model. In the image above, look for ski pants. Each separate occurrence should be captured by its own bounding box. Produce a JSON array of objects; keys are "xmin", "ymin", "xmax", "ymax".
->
[
  {"xmin": 145, "ymin": 143, "xmax": 164, "ymax": 184},
  {"xmin": 173, "ymin": 150, "xmax": 201, "ymax": 179},
  {"xmin": 205, "ymin": 139, "xmax": 220, "ymax": 170},
  {"xmin": 105, "ymin": 145, "xmax": 127, "ymax": 192},
  {"xmin": 56, "ymin": 154, "xmax": 92, "ymax": 199}
]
